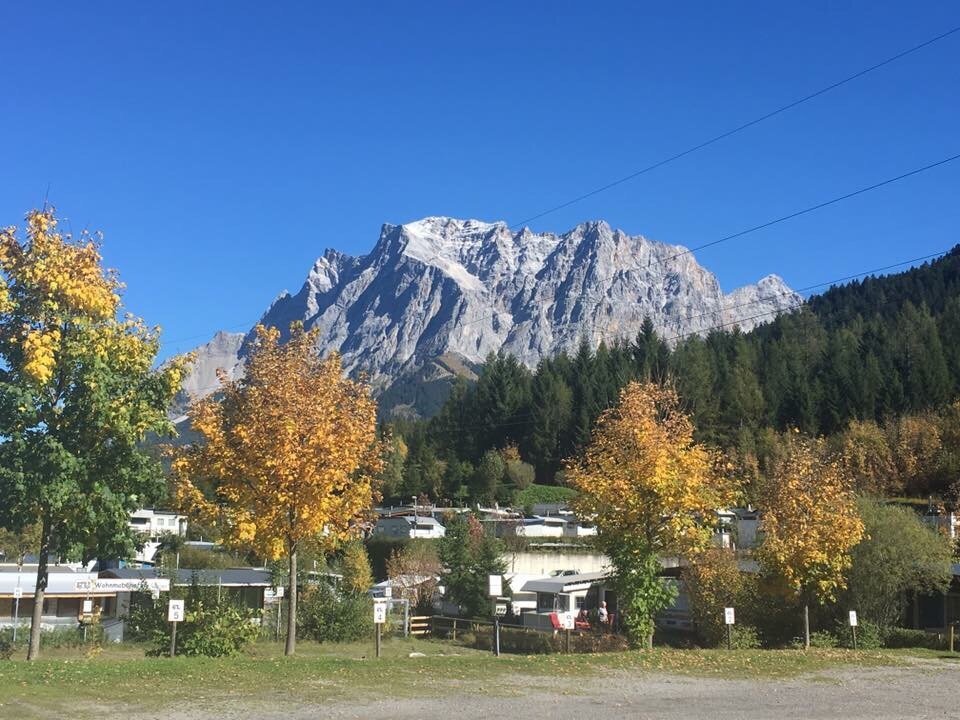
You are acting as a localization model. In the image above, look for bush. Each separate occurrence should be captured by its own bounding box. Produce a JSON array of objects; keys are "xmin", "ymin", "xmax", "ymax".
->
[
  {"xmin": 177, "ymin": 602, "xmax": 260, "ymax": 657},
  {"xmin": 472, "ymin": 626, "xmax": 630, "ymax": 655},
  {"xmin": 807, "ymin": 630, "xmax": 839, "ymax": 649},
  {"xmin": 835, "ymin": 619, "xmax": 883, "ymax": 650},
  {"xmin": 297, "ymin": 583, "xmax": 374, "ymax": 643},
  {"xmin": 0, "ymin": 637, "xmax": 12, "ymax": 660},
  {"xmin": 513, "ymin": 484, "xmax": 577, "ymax": 510},
  {"xmin": 883, "ymin": 627, "xmax": 945, "ymax": 650},
  {"xmin": 134, "ymin": 590, "xmax": 260, "ymax": 657}
]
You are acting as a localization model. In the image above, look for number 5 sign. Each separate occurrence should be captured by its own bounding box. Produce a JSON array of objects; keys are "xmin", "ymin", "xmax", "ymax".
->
[{"xmin": 168, "ymin": 599, "xmax": 185, "ymax": 622}]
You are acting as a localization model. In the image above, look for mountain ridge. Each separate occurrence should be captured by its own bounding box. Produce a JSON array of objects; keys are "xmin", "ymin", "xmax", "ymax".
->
[{"xmin": 180, "ymin": 216, "xmax": 802, "ymax": 416}]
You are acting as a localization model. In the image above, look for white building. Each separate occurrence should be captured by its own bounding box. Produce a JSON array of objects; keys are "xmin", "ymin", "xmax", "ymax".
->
[
  {"xmin": 128, "ymin": 509, "xmax": 188, "ymax": 565},
  {"xmin": 371, "ymin": 515, "xmax": 446, "ymax": 540}
]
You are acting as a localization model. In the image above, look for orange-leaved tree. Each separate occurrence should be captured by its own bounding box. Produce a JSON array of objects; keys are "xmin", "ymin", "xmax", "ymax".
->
[
  {"xmin": 173, "ymin": 324, "xmax": 381, "ymax": 655},
  {"xmin": 755, "ymin": 430, "xmax": 864, "ymax": 649},
  {"xmin": 566, "ymin": 382, "xmax": 735, "ymax": 647}
]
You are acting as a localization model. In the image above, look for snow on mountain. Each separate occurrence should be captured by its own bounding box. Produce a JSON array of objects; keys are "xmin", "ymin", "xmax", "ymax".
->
[{"xmin": 179, "ymin": 217, "xmax": 802, "ymax": 416}]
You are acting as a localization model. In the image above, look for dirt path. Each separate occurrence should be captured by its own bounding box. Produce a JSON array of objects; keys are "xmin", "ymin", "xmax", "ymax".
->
[{"xmin": 157, "ymin": 658, "xmax": 960, "ymax": 720}]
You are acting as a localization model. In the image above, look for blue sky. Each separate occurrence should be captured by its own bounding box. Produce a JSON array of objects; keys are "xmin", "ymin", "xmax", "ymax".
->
[{"xmin": 1, "ymin": 1, "xmax": 958, "ymax": 358}]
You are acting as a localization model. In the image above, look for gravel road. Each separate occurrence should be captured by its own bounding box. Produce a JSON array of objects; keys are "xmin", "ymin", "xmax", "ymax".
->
[{"xmin": 296, "ymin": 659, "xmax": 960, "ymax": 720}]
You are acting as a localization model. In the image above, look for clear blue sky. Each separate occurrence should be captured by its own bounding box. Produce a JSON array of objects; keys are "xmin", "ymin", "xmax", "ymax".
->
[{"xmin": 1, "ymin": 1, "xmax": 958, "ymax": 358}]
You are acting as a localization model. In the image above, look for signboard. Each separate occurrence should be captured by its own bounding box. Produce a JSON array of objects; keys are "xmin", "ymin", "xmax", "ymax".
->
[
  {"xmin": 384, "ymin": 585, "xmax": 392, "ymax": 599},
  {"xmin": 264, "ymin": 586, "xmax": 285, "ymax": 600},
  {"xmin": 168, "ymin": 599, "xmax": 185, "ymax": 622},
  {"xmin": 12, "ymin": 586, "xmax": 22, "ymax": 599},
  {"xmin": 373, "ymin": 601, "xmax": 387, "ymax": 625},
  {"xmin": 560, "ymin": 612, "xmax": 575, "ymax": 630},
  {"xmin": 724, "ymin": 607, "xmax": 736, "ymax": 625},
  {"xmin": 82, "ymin": 599, "xmax": 93, "ymax": 614},
  {"xmin": 495, "ymin": 603, "xmax": 508, "ymax": 617},
  {"xmin": 849, "ymin": 610, "xmax": 858, "ymax": 627},
  {"xmin": 487, "ymin": 574, "xmax": 502, "ymax": 598},
  {"xmin": 75, "ymin": 578, "xmax": 171, "ymax": 594}
]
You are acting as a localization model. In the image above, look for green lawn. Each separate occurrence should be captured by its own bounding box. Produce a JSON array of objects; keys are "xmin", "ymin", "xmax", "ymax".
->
[{"xmin": 0, "ymin": 638, "xmax": 945, "ymax": 720}]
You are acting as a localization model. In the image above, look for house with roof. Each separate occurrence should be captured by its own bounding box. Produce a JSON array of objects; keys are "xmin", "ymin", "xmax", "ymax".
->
[
  {"xmin": 98, "ymin": 567, "xmax": 276, "ymax": 640},
  {"xmin": 372, "ymin": 515, "xmax": 446, "ymax": 539},
  {"xmin": 0, "ymin": 566, "xmax": 122, "ymax": 633}
]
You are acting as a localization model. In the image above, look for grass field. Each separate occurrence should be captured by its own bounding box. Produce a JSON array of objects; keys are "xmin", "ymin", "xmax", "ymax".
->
[{"xmin": 1, "ymin": 638, "xmax": 945, "ymax": 720}]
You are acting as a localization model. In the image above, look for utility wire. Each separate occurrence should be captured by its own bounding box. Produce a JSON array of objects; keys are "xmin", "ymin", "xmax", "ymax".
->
[{"xmin": 508, "ymin": 24, "xmax": 960, "ymax": 229}]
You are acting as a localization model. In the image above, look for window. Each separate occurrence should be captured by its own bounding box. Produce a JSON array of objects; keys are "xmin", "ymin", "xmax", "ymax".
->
[{"xmin": 536, "ymin": 592, "xmax": 556, "ymax": 613}]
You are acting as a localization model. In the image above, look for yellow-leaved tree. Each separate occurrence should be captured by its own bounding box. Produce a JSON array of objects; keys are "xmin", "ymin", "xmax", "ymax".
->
[
  {"xmin": 0, "ymin": 209, "xmax": 187, "ymax": 660},
  {"xmin": 755, "ymin": 431, "xmax": 864, "ymax": 649},
  {"xmin": 173, "ymin": 324, "xmax": 381, "ymax": 655},
  {"xmin": 567, "ymin": 382, "xmax": 735, "ymax": 647}
]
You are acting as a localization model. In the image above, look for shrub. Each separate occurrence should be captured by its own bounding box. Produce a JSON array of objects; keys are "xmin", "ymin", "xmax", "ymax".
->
[
  {"xmin": 807, "ymin": 630, "xmax": 839, "ymax": 649},
  {"xmin": 297, "ymin": 583, "xmax": 374, "ymax": 643},
  {"xmin": 177, "ymin": 602, "xmax": 260, "ymax": 657},
  {"xmin": 834, "ymin": 619, "xmax": 883, "ymax": 650},
  {"xmin": 0, "ymin": 637, "xmax": 13, "ymax": 660},
  {"xmin": 135, "ymin": 591, "xmax": 260, "ymax": 657},
  {"xmin": 883, "ymin": 627, "xmax": 944, "ymax": 650}
]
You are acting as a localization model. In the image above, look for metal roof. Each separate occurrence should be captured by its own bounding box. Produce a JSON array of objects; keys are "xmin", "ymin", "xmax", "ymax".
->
[
  {"xmin": 101, "ymin": 567, "xmax": 274, "ymax": 587},
  {"xmin": 521, "ymin": 571, "xmax": 611, "ymax": 594}
]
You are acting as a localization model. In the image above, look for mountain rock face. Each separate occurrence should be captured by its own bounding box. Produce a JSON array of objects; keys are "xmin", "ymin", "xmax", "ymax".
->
[{"xmin": 183, "ymin": 217, "xmax": 802, "ymax": 416}]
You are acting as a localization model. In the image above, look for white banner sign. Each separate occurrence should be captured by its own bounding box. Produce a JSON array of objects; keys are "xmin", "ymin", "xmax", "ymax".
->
[
  {"xmin": 75, "ymin": 578, "xmax": 171, "ymax": 594},
  {"xmin": 849, "ymin": 610, "xmax": 858, "ymax": 627},
  {"xmin": 264, "ymin": 586, "xmax": 285, "ymax": 600},
  {"xmin": 488, "ymin": 574, "xmax": 502, "ymax": 597},
  {"xmin": 724, "ymin": 607, "xmax": 735, "ymax": 625},
  {"xmin": 373, "ymin": 601, "xmax": 387, "ymax": 624},
  {"xmin": 168, "ymin": 599, "xmax": 185, "ymax": 622}
]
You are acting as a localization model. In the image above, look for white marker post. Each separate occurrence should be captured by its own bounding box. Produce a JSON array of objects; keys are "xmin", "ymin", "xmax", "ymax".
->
[
  {"xmin": 561, "ymin": 611, "xmax": 575, "ymax": 653},
  {"xmin": 848, "ymin": 610, "xmax": 858, "ymax": 650},
  {"xmin": 373, "ymin": 600, "xmax": 387, "ymax": 658},
  {"xmin": 488, "ymin": 575, "xmax": 502, "ymax": 657},
  {"xmin": 168, "ymin": 599, "xmax": 185, "ymax": 657},
  {"xmin": 12, "ymin": 585, "xmax": 22, "ymax": 643},
  {"xmin": 724, "ymin": 607, "xmax": 735, "ymax": 650}
]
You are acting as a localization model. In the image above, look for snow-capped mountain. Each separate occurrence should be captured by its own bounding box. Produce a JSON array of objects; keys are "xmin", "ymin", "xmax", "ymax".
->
[{"xmin": 181, "ymin": 217, "xmax": 801, "ymax": 415}]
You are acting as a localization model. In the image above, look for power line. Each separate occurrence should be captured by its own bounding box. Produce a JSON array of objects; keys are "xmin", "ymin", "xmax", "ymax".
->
[{"xmin": 508, "ymin": 24, "xmax": 960, "ymax": 229}]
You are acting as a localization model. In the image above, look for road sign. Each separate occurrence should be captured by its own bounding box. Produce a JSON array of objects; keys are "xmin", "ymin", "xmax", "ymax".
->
[
  {"xmin": 495, "ymin": 603, "xmax": 507, "ymax": 617},
  {"xmin": 13, "ymin": 586, "xmax": 22, "ymax": 599},
  {"xmin": 560, "ymin": 612, "xmax": 575, "ymax": 630},
  {"xmin": 724, "ymin": 607, "xmax": 735, "ymax": 625},
  {"xmin": 384, "ymin": 585, "xmax": 392, "ymax": 599},
  {"xmin": 264, "ymin": 586, "xmax": 285, "ymax": 600},
  {"xmin": 849, "ymin": 610, "xmax": 858, "ymax": 627},
  {"xmin": 488, "ymin": 574, "xmax": 502, "ymax": 597},
  {"xmin": 168, "ymin": 599, "xmax": 185, "ymax": 622},
  {"xmin": 82, "ymin": 599, "xmax": 93, "ymax": 614},
  {"xmin": 373, "ymin": 601, "xmax": 387, "ymax": 624}
]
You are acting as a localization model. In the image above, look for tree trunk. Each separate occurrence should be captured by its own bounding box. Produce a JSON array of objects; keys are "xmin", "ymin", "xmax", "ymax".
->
[
  {"xmin": 27, "ymin": 516, "xmax": 51, "ymax": 661},
  {"xmin": 803, "ymin": 603, "xmax": 810, "ymax": 651},
  {"xmin": 285, "ymin": 548, "xmax": 297, "ymax": 656}
]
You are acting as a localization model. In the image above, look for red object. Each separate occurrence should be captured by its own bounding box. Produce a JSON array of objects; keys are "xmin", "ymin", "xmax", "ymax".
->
[{"xmin": 549, "ymin": 612, "xmax": 563, "ymax": 630}]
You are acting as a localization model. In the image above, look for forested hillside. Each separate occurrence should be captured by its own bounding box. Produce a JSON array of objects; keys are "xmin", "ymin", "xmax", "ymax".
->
[{"xmin": 381, "ymin": 246, "xmax": 960, "ymax": 504}]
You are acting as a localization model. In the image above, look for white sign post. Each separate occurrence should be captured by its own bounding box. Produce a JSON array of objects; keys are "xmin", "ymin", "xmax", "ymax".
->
[
  {"xmin": 373, "ymin": 600, "xmax": 387, "ymax": 659},
  {"xmin": 168, "ymin": 599, "xmax": 185, "ymax": 657},
  {"xmin": 849, "ymin": 610, "xmax": 858, "ymax": 650},
  {"xmin": 12, "ymin": 584, "xmax": 22, "ymax": 643},
  {"xmin": 723, "ymin": 607, "xmax": 735, "ymax": 650},
  {"xmin": 488, "ymin": 575, "xmax": 503, "ymax": 657}
]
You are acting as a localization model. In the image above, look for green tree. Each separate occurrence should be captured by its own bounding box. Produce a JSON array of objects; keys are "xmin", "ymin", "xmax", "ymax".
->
[
  {"xmin": 844, "ymin": 497, "xmax": 952, "ymax": 627},
  {"xmin": 0, "ymin": 209, "xmax": 185, "ymax": 660},
  {"xmin": 471, "ymin": 449, "xmax": 505, "ymax": 504},
  {"xmin": 438, "ymin": 514, "xmax": 506, "ymax": 617}
]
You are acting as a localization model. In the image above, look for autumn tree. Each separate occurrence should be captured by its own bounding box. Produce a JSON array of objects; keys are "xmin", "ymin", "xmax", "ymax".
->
[
  {"xmin": 0, "ymin": 209, "xmax": 185, "ymax": 660},
  {"xmin": 386, "ymin": 539, "xmax": 442, "ymax": 612},
  {"xmin": 173, "ymin": 324, "xmax": 381, "ymax": 656},
  {"xmin": 339, "ymin": 541, "xmax": 373, "ymax": 595},
  {"xmin": 755, "ymin": 431, "xmax": 864, "ymax": 649},
  {"xmin": 567, "ymin": 382, "xmax": 734, "ymax": 647}
]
